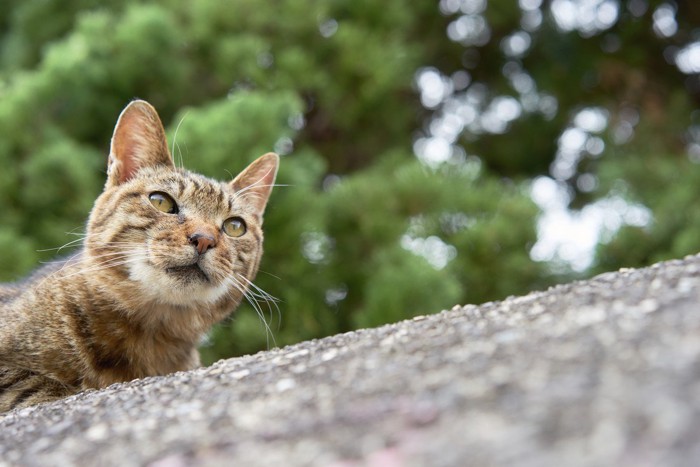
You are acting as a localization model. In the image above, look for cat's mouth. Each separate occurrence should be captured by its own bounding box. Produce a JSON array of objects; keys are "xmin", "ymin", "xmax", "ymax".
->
[{"xmin": 165, "ymin": 263, "xmax": 210, "ymax": 283}]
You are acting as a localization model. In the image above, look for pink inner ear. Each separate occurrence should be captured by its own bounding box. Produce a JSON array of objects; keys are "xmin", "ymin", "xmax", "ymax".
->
[
  {"xmin": 119, "ymin": 149, "xmax": 139, "ymax": 184},
  {"xmin": 112, "ymin": 123, "xmax": 143, "ymax": 184}
]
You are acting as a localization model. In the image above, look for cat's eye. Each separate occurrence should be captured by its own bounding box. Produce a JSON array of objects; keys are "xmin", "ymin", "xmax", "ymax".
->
[
  {"xmin": 148, "ymin": 192, "xmax": 178, "ymax": 214},
  {"xmin": 223, "ymin": 217, "xmax": 246, "ymax": 237}
]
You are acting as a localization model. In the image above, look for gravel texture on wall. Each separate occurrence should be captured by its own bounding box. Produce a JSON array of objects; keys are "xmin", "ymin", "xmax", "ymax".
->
[{"xmin": 2, "ymin": 254, "xmax": 700, "ymax": 466}]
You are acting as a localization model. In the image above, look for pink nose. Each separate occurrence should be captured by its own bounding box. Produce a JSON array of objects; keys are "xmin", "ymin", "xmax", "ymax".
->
[{"xmin": 188, "ymin": 232, "xmax": 217, "ymax": 255}]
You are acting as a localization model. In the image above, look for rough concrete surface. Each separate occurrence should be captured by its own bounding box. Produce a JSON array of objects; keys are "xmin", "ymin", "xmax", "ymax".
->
[{"xmin": 2, "ymin": 254, "xmax": 700, "ymax": 466}]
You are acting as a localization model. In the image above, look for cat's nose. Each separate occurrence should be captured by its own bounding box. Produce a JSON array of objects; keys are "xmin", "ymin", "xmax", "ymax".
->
[{"xmin": 188, "ymin": 232, "xmax": 217, "ymax": 255}]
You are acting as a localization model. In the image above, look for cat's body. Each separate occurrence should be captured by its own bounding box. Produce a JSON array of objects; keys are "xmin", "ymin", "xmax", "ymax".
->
[{"xmin": 0, "ymin": 100, "xmax": 278, "ymax": 412}]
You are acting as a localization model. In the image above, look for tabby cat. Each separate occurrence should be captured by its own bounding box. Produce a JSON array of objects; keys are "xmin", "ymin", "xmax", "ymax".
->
[{"xmin": 0, "ymin": 100, "xmax": 279, "ymax": 412}]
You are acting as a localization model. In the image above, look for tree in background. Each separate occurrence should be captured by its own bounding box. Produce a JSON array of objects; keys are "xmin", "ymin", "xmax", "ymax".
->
[
  {"xmin": 422, "ymin": 0, "xmax": 700, "ymax": 272},
  {"xmin": 0, "ymin": 0, "xmax": 697, "ymax": 360}
]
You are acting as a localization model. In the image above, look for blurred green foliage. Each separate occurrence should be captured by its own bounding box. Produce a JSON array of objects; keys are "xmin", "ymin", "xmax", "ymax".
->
[{"xmin": 0, "ymin": 0, "xmax": 698, "ymax": 361}]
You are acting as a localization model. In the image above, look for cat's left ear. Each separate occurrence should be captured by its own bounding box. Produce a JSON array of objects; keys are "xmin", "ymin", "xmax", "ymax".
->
[
  {"xmin": 106, "ymin": 100, "xmax": 174, "ymax": 187},
  {"xmin": 230, "ymin": 153, "xmax": 280, "ymax": 214}
]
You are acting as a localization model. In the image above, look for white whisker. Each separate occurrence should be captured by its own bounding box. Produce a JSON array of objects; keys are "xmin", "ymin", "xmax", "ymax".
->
[
  {"xmin": 225, "ymin": 274, "xmax": 279, "ymax": 348},
  {"xmin": 36, "ymin": 237, "xmax": 85, "ymax": 253},
  {"xmin": 57, "ymin": 255, "xmax": 147, "ymax": 280},
  {"xmin": 230, "ymin": 161, "xmax": 284, "ymax": 204},
  {"xmin": 171, "ymin": 111, "xmax": 189, "ymax": 169},
  {"xmin": 235, "ymin": 273, "xmax": 282, "ymax": 334},
  {"xmin": 256, "ymin": 269, "xmax": 282, "ymax": 281}
]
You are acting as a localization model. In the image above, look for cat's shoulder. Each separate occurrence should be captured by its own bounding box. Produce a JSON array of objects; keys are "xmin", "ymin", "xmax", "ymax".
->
[
  {"xmin": 28, "ymin": 251, "xmax": 84, "ymax": 282},
  {"xmin": 1, "ymin": 250, "xmax": 84, "ymax": 294}
]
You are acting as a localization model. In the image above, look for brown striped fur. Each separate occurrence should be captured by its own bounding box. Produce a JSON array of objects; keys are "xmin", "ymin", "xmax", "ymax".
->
[{"xmin": 0, "ymin": 100, "xmax": 279, "ymax": 412}]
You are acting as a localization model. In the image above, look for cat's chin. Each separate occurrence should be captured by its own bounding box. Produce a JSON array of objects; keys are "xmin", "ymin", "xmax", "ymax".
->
[
  {"xmin": 165, "ymin": 263, "xmax": 210, "ymax": 283},
  {"xmin": 127, "ymin": 260, "xmax": 230, "ymax": 306}
]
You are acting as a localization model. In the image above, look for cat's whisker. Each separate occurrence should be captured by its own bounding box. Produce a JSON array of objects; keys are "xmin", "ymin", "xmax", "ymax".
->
[
  {"xmin": 36, "ymin": 237, "xmax": 86, "ymax": 253},
  {"xmin": 83, "ymin": 253, "xmax": 146, "ymax": 263},
  {"xmin": 57, "ymin": 263, "xmax": 139, "ymax": 279},
  {"xmin": 63, "ymin": 228, "xmax": 88, "ymax": 239},
  {"xmin": 89, "ymin": 241, "xmax": 144, "ymax": 245},
  {"xmin": 231, "ymin": 184, "xmax": 289, "ymax": 208},
  {"xmin": 235, "ymin": 273, "xmax": 282, "ymax": 335},
  {"xmin": 54, "ymin": 251, "xmax": 149, "ymax": 278},
  {"xmin": 87, "ymin": 244, "xmax": 147, "ymax": 251},
  {"xmin": 225, "ymin": 275, "xmax": 277, "ymax": 349},
  {"xmin": 171, "ymin": 111, "xmax": 189, "ymax": 170},
  {"xmin": 236, "ymin": 274, "xmax": 280, "ymax": 304},
  {"xmin": 81, "ymin": 257, "xmax": 143, "ymax": 266},
  {"xmin": 232, "ymin": 182, "xmax": 283, "ymax": 203},
  {"xmin": 230, "ymin": 162, "xmax": 280, "ymax": 201},
  {"xmin": 256, "ymin": 269, "xmax": 282, "ymax": 281},
  {"xmin": 89, "ymin": 249, "xmax": 148, "ymax": 260},
  {"xmin": 38, "ymin": 230, "xmax": 117, "ymax": 253},
  {"xmin": 34, "ymin": 251, "xmax": 87, "ymax": 288},
  {"xmin": 244, "ymin": 293, "xmax": 277, "ymax": 349},
  {"xmin": 58, "ymin": 258, "xmax": 146, "ymax": 280}
]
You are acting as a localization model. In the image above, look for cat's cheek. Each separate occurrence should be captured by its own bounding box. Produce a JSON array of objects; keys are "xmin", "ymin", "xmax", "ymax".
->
[{"xmin": 127, "ymin": 260, "xmax": 171, "ymax": 295}]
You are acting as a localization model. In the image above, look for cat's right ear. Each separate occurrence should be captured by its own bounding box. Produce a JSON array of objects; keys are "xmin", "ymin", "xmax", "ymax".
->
[{"xmin": 106, "ymin": 100, "xmax": 174, "ymax": 187}]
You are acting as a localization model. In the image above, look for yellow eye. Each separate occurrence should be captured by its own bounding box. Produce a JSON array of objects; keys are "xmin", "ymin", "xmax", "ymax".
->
[
  {"xmin": 148, "ymin": 192, "xmax": 178, "ymax": 214},
  {"xmin": 223, "ymin": 217, "xmax": 246, "ymax": 237}
]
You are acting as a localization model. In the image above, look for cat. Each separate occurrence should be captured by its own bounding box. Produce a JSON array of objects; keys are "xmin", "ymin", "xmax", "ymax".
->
[{"xmin": 0, "ymin": 100, "xmax": 279, "ymax": 412}]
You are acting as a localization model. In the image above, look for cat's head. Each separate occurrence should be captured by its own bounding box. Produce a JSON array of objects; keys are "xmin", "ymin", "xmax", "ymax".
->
[{"xmin": 86, "ymin": 100, "xmax": 278, "ymax": 309}]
